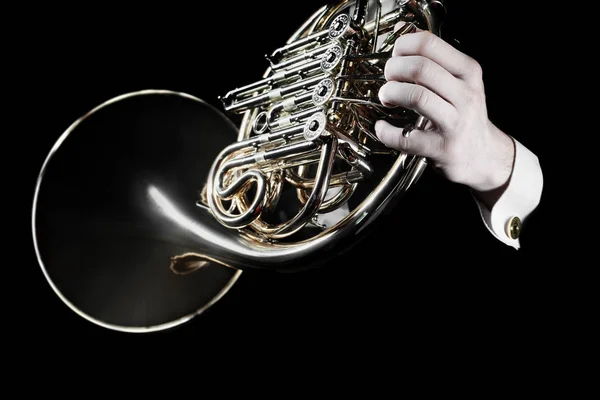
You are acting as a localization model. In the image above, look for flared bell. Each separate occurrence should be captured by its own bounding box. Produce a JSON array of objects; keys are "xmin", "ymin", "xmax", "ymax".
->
[{"xmin": 31, "ymin": 90, "xmax": 243, "ymax": 332}]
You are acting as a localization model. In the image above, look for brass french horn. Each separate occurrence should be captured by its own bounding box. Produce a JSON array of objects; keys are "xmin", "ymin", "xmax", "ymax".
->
[{"xmin": 31, "ymin": 0, "xmax": 446, "ymax": 332}]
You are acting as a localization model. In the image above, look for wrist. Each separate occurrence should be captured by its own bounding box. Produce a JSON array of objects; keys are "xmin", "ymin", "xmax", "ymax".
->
[{"xmin": 471, "ymin": 124, "xmax": 516, "ymax": 209}]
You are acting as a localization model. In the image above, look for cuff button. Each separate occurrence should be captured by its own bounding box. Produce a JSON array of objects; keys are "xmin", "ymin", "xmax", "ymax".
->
[{"xmin": 506, "ymin": 216, "xmax": 521, "ymax": 239}]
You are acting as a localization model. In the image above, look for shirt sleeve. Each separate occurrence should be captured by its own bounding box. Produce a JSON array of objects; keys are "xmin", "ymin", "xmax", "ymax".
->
[{"xmin": 472, "ymin": 137, "xmax": 543, "ymax": 249}]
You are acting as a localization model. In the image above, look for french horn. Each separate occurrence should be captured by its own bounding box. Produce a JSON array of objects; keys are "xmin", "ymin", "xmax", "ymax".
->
[{"xmin": 31, "ymin": 0, "xmax": 447, "ymax": 332}]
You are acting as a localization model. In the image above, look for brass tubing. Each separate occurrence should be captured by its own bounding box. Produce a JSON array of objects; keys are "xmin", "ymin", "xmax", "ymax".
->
[
  {"xmin": 269, "ymin": 106, "xmax": 323, "ymax": 131},
  {"xmin": 286, "ymin": 168, "xmax": 365, "ymax": 189},
  {"xmin": 364, "ymin": 8, "xmax": 403, "ymax": 34},
  {"xmin": 217, "ymin": 140, "xmax": 319, "ymax": 175},
  {"xmin": 294, "ymin": 166, "xmax": 357, "ymax": 214},
  {"xmin": 224, "ymin": 73, "xmax": 326, "ymax": 113},
  {"xmin": 268, "ymin": 30, "xmax": 330, "ymax": 64},
  {"xmin": 222, "ymin": 59, "xmax": 322, "ymax": 108},
  {"xmin": 266, "ymin": 92, "xmax": 314, "ymax": 124},
  {"xmin": 269, "ymin": 43, "xmax": 335, "ymax": 71},
  {"xmin": 352, "ymin": 0, "xmax": 369, "ymax": 27},
  {"xmin": 252, "ymin": 135, "xmax": 338, "ymax": 239}
]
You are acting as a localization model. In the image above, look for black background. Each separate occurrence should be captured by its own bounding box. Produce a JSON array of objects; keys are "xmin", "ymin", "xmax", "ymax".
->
[{"xmin": 19, "ymin": 0, "xmax": 558, "ymax": 357}]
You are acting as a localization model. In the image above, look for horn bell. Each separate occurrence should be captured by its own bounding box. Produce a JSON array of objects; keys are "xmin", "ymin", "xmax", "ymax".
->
[{"xmin": 31, "ymin": 90, "xmax": 243, "ymax": 332}]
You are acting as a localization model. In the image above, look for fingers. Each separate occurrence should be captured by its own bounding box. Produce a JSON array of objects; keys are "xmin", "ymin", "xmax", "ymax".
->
[
  {"xmin": 374, "ymin": 119, "xmax": 443, "ymax": 158},
  {"xmin": 393, "ymin": 31, "xmax": 482, "ymax": 86},
  {"xmin": 378, "ymin": 81, "xmax": 458, "ymax": 131},
  {"xmin": 384, "ymin": 55, "xmax": 465, "ymax": 106}
]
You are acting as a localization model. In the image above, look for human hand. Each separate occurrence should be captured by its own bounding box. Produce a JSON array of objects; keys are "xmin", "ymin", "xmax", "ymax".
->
[{"xmin": 375, "ymin": 26, "xmax": 515, "ymax": 198}]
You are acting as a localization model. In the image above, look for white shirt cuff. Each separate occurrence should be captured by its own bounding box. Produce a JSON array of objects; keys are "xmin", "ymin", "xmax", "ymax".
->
[{"xmin": 472, "ymin": 137, "xmax": 543, "ymax": 249}]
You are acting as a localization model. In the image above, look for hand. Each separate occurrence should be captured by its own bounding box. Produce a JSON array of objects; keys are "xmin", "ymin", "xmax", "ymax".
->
[{"xmin": 375, "ymin": 26, "xmax": 515, "ymax": 201}]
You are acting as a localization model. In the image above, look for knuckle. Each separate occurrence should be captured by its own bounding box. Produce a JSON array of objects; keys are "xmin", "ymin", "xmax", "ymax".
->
[
  {"xmin": 464, "ymin": 87, "xmax": 484, "ymax": 105},
  {"xmin": 410, "ymin": 58, "xmax": 431, "ymax": 82},
  {"xmin": 448, "ymin": 114, "xmax": 461, "ymax": 131},
  {"xmin": 408, "ymin": 86, "xmax": 428, "ymax": 109},
  {"xmin": 416, "ymin": 31, "xmax": 437, "ymax": 53},
  {"xmin": 468, "ymin": 58, "xmax": 483, "ymax": 77}
]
